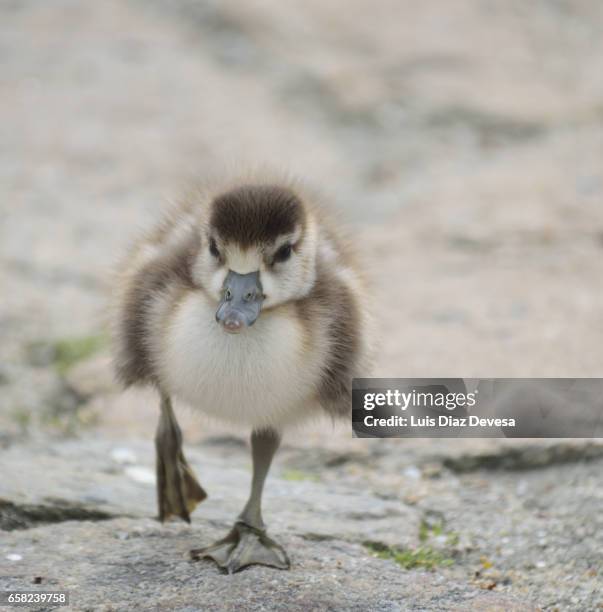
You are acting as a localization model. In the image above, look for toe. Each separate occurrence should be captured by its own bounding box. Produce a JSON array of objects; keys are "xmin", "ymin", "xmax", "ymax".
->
[
  {"xmin": 157, "ymin": 454, "xmax": 206, "ymax": 523},
  {"xmin": 190, "ymin": 528, "xmax": 238, "ymax": 566},
  {"xmin": 227, "ymin": 526, "xmax": 290, "ymax": 572}
]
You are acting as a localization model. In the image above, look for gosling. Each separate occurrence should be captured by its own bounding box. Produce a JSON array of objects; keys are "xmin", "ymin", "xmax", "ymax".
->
[{"xmin": 112, "ymin": 178, "xmax": 370, "ymax": 573}]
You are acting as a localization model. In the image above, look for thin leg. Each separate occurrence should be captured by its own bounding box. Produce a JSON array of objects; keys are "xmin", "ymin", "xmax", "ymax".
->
[
  {"xmin": 155, "ymin": 393, "xmax": 207, "ymax": 522},
  {"xmin": 238, "ymin": 428, "xmax": 279, "ymax": 529},
  {"xmin": 190, "ymin": 428, "xmax": 290, "ymax": 573}
]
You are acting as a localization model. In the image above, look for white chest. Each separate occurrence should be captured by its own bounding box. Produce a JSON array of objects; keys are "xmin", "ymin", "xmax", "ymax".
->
[{"xmin": 157, "ymin": 292, "xmax": 322, "ymax": 429}]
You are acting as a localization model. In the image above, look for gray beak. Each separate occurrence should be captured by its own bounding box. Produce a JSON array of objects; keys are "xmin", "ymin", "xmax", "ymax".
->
[{"xmin": 215, "ymin": 270, "xmax": 264, "ymax": 334}]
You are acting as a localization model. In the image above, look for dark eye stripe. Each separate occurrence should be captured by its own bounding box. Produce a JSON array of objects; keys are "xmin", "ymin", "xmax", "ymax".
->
[
  {"xmin": 209, "ymin": 238, "xmax": 220, "ymax": 259},
  {"xmin": 273, "ymin": 243, "xmax": 292, "ymax": 264}
]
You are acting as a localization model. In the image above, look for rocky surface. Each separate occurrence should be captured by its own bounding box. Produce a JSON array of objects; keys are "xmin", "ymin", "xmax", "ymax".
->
[
  {"xmin": 1, "ymin": 433, "xmax": 602, "ymax": 610},
  {"xmin": 1, "ymin": 0, "xmax": 603, "ymax": 610},
  {"xmin": 2, "ymin": 518, "xmax": 534, "ymax": 612}
]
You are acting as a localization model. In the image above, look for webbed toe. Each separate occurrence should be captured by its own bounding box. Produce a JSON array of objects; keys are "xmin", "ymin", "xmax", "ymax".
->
[{"xmin": 190, "ymin": 522, "xmax": 290, "ymax": 573}]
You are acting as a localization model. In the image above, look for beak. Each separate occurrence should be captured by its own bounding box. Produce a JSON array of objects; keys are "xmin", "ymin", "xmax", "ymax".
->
[{"xmin": 215, "ymin": 270, "xmax": 264, "ymax": 334}]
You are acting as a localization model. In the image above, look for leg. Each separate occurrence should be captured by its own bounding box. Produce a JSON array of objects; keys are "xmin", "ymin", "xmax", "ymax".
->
[
  {"xmin": 190, "ymin": 428, "xmax": 290, "ymax": 573},
  {"xmin": 155, "ymin": 393, "xmax": 207, "ymax": 522}
]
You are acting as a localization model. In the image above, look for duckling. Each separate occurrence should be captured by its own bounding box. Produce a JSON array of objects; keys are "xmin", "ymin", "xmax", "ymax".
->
[{"xmin": 112, "ymin": 177, "xmax": 370, "ymax": 573}]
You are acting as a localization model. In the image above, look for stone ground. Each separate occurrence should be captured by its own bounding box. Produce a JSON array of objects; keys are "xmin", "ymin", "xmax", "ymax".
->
[{"xmin": 1, "ymin": 1, "xmax": 603, "ymax": 610}]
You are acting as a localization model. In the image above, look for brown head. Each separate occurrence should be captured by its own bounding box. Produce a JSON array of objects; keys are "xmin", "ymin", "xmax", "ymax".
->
[{"xmin": 192, "ymin": 183, "xmax": 318, "ymax": 333}]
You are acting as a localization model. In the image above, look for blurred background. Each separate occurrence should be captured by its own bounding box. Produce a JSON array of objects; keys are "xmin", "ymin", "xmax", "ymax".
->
[{"xmin": 1, "ymin": 1, "xmax": 602, "ymax": 609}]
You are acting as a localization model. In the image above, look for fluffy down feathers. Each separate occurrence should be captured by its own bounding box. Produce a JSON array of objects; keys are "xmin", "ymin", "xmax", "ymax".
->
[{"xmin": 112, "ymin": 177, "xmax": 371, "ymax": 429}]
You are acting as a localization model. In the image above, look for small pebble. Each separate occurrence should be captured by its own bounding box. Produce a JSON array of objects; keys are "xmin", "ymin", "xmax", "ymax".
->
[
  {"xmin": 111, "ymin": 447, "xmax": 137, "ymax": 465},
  {"xmin": 403, "ymin": 466, "xmax": 421, "ymax": 480},
  {"xmin": 125, "ymin": 466, "xmax": 155, "ymax": 484}
]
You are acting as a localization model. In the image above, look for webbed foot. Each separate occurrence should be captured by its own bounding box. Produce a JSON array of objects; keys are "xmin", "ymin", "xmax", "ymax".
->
[
  {"xmin": 190, "ymin": 522, "xmax": 290, "ymax": 573},
  {"xmin": 156, "ymin": 446, "xmax": 206, "ymax": 522},
  {"xmin": 155, "ymin": 396, "xmax": 207, "ymax": 523}
]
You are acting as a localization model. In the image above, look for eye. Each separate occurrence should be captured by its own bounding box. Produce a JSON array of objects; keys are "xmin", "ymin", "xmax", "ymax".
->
[
  {"xmin": 273, "ymin": 243, "xmax": 292, "ymax": 264},
  {"xmin": 209, "ymin": 238, "xmax": 220, "ymax": 259}
]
